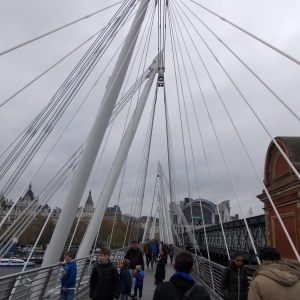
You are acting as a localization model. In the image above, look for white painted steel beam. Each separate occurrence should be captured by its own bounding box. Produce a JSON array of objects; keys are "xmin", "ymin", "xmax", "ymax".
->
[
  {"xmin": 158, "ymin": 162, "xmax": 174, "ymax": 244},
  {"xmin": 41, "ymin": 0, "xmax": 150, "ymax": 268},
  {"xmin": 76, "ymin": 54, "xmax": 159, "ymax": 258}
]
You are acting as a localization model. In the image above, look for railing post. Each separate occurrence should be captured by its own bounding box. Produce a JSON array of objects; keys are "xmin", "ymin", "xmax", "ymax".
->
[
  {"xmin": 38, "ymin": 269, "xmax": 53, "ymax": 300},
  {"xmin": 76, "ymin": 259, "xmax": 89, "ymax": 291},
  {"xmin": 3, "ymin": 278, "xmax": 16, "ymax": 300}
]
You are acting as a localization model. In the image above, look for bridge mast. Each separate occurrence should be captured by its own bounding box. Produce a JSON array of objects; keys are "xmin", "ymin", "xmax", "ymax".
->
[
  {"xmin": 76, "ymin": 54, "xmax": 159, "ymax": 258},
  {"xmin": 158, "ymin": 162, "xmax": 174, "ymax": 244},
  {"xmin": 41, "ymin": 0, "xmax": 150, "ymax": 267}
]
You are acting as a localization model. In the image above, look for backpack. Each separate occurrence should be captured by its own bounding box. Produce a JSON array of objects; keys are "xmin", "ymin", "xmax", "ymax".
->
[{"xmin": 182, "ymin": 284, "xmax": 196, "ymax": 300}]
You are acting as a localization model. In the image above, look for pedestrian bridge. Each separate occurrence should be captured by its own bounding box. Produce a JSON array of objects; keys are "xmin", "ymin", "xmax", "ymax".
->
[{"xmin": 0, "ymin": 247, "xmax": 237, "ymax": 300}]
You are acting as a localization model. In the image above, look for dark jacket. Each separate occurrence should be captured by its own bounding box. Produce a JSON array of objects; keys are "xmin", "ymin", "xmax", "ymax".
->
[
  {"xmin": 168, "ymin": 244, "xmax": 175, "ymax": 257},
  {"xmin": 153, "ymin": 273, "xmax": 211, "ymax": 300},
  {"xmin": 61, "ymin": 260, "xmax": 77, "ymax": 289},
  {"xmin": 155, "ymin": 255, "xmax": 167, "ymax": 281},
  {"xmin": 221, "ymin": 260, "xmax": 249, "ymax": 300},
  {"xmin": 124, "ymin": 247, "xmax": 144, "ymax": 270},
  {"xmin": 89, "ymin": 259, "xmax": 120, "ymax": 300},
  {"xmin": 120, "ymin": 266, "xmax": 131, "ymax": 295},
  {"xmin": 143, "ymin": 242, "xmax": 153, "ymax": 255}
]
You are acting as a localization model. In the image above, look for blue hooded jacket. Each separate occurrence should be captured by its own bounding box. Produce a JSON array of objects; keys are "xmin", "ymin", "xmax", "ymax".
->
[
  {"xmin": 61, "ymin": 260, "xmax": 77, "ymax": 289},
  {"xmin": 133, "ymin": 270, "xmax": 145, "ymax": 287}
]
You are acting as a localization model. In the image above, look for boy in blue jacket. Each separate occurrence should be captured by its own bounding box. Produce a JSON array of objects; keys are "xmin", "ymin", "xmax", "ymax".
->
[
  {"xmin": 59, "ymin": 250, "xmax": 77, "ymax": 300},
  {"xmin": 133, "ymin": 265, "xmax": 145, "ymax": 300}
]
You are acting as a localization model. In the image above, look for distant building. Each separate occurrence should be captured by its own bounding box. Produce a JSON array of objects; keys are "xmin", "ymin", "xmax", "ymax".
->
[
  {"xmin": 0, "ymin": 186, "xmax": 97, "ymax": 227},
  {"xmin": 0, "ymin": 184, "xmax": 39, "ymax": 228},
  {"xmin": 76, "ymin": 190, "xmax": 94, "ymax": 219},
  {"xmin": 103, "ymin": 205, "xmax": 122, "ymax": 220},
  {"xmin": 170, "ymin": 197, "xmax": 234, "ymax": 234}
]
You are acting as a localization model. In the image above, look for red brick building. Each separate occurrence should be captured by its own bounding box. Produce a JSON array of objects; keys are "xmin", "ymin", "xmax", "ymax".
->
[{"xmin": 257, "ymin": 137, "xmax": 300, "ymax": 263}]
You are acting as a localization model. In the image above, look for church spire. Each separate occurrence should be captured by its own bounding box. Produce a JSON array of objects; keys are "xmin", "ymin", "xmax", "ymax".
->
[{"xmin": 86, "ymin": 190, "xmax": 93, "ymax": 204}]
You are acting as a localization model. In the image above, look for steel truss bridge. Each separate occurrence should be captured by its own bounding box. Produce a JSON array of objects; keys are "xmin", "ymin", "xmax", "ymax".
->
[{"xmin": 183, "ymin": 215, "xmax": 266, "ymax": 264}]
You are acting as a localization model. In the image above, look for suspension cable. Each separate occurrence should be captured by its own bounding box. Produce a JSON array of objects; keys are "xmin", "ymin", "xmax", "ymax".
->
[
  {"xmin": 181, "ymin": 1, "xmax": 300, "ymax": 123},
  {"xmin": 168, "ymin": 3, "xmax": 198, "ymax": 253},
  {"xmin": 172, "ymin": 0, "xmax": 231, "ymax": 258},
  {"xmin": 0, "ymin": 1, "xmax": 146, "ymax": 202},
  {"xmin": 176, "ymin": 0, "xmax": 300, "ymax": 261},
  {"xmin": 0, "ymin": 1, "xmax": 124, "ymax": 56},
  {"xmin": 189, "ymin": 0, "xmax": 300, "ymax": 66}
]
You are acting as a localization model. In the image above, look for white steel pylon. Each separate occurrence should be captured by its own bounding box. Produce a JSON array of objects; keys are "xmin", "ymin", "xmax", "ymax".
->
[
  {"xmin": 41, "ymin": 0, "xmax": 150, "ymax": 267},
  {"xmin": 76, "ymin": 53, "xmax": 160, "ymax": 258},
  {"xmin": 157, "ymin": 162, "xmax": 174, "ymax": 244}
]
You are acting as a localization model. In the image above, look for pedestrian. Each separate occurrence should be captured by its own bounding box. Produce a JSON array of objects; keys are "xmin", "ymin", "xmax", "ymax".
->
[
  {"xmin": 124, "ymin": 241, "xmax": 144, "ymax": 297},
  {"xmin": 155, "ymin": 240, "xmax": 160, "ymax": 258},
  {"xmin": 120, "ymin": 259, "xmax": 132, "ymax": 300},
  {"xmin": 168, "ymin": 243, "xmax": 174, "ymax": 264},
  {"xmin": 142, "ymin": 238, "xmax": 152, "ymax": 270},
  {"xmin": 154, "ymin": 246, "xmax": 168, "ymax": 286},
  {"xmin": 59, "ymin": 250, "xmax": 77, "ymax": 300},
  {"xmin": 152, "ymin": 250, "xmax": 211, "ymax": 300},
  {"xmin": 133, "ymin": 265, "xmax": 145, "ymax": 300},
  {"xmin": 221, "ymin": 252, "xmax": 249, "ymax": 300},
  {"xmin": 248, "ymin": 246, "xmax": 300, "ymax": 300},
  {"xmin": 89, "ymin": 246, "xmax": 120, "ymax": 300},
  {"xmin": 117, "ymin": 260, "xmax": 123, "ymax": 275},
  {"xmin": 151, "ymin": 239, "xmax": 157, "ymax": 268}
]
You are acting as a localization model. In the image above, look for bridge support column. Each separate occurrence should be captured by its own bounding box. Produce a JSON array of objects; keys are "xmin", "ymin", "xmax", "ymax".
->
[
  {"xmin": 40, "ymin": 0, "xmax": 150, "ymax": 268},
  {"xmin": 76, "ymin": 55, "xmax": 159, "ymax": 258},
  {"xmin": 158, "ymin": 162, "xmax": 174, "ymax": 244}
]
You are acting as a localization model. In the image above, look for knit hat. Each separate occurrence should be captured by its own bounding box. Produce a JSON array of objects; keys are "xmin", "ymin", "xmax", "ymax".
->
[{"xmin": 258, "ymin": 246, "xmax": 281, "ymax": 261}]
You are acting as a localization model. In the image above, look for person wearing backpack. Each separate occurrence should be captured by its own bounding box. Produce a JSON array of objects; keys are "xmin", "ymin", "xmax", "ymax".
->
[
  {"xmin": 124, "ymin": 241, "xmax": 144, "ymax": 297},
  {"xmin": 152, "ymin": 250, "xmax": 211, "ymax": 300}
]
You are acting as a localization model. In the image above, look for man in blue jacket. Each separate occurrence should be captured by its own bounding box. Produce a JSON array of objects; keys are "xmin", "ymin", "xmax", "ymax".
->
[{"xmin": 59, "ymin": 250, "xmax": 77, "ymax": 300}]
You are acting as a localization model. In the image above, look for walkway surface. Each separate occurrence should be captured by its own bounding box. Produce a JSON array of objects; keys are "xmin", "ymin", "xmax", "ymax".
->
[
  {"xmin": 81, "ymin": 257, "xmax": 217, "ymax": 300},
  {"xmin": 81, "ymin": 260, "xmax": 174, "ymax": 300}
]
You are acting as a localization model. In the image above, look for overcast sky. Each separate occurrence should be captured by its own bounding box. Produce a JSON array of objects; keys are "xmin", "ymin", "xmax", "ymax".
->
[{"xmin": 0, "ymin": 0, "xmax": 300, "ymax": 222}]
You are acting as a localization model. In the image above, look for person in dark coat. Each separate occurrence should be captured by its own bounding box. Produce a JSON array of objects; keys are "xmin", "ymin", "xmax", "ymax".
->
[
  {"xmin": 155, "ymin": 246, "xmax": 168, "ymax": 286},
  {"xmin": 151, "ymin": 239, "xmax": 157, "ymax": 268},
  {"xmin": 124, "ymin": 241, "xmax": 144, "ymax": 296},
  {"xmin": 152, "ymin": 250, "xmax": 211, "ymax": 300},
  {"xmin": 168, "ymin": 244, "xmax": 175, "ymax": 264},
  {"xmin": 120, "ymin": 259, "xmax": 131, "ymax": 300},
  {"xmin": 89, "ymin": 247, "xmax": 120, "ymax": 300},
  {"xmin": 142, "ymin": 238, "xmax": 152, "ymax": 269},
  {"xmin": 221, "ymin": 252, "xmax": 249, "ymax": 300}
]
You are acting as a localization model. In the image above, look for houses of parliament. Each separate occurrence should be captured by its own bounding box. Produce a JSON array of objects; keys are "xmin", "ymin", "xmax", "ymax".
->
[{"xmin": 0, "ymin": 184, "xmax": 121, "ymax": 228}]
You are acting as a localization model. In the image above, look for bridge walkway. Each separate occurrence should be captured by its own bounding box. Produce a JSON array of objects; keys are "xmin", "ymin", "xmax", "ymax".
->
[{"xmin": 81, "ymin": 256, "xmax": 217, "ymax": 300}]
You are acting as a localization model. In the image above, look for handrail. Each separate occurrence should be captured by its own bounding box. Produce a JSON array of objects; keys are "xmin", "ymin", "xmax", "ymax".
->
[
  {"xmin": 0, "ymin": 247, "xmax": 129, "ymax": 300},
  {"xmin": 174, "ymin": 247, "xmax": 252, "ymax": 299}
]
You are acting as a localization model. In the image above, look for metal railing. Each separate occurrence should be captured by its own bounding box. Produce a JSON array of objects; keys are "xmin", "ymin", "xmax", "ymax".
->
[
  {"xmin": 174, "ymin": 247, "xmax": 252, "ymax": 299},
  {"xmin": 0, "ymin": 246, "xmax": 252, "ymax": 300},
  {"xmin": 0, "ymin": 247, "xmax": 129, "ymax": 300}
]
